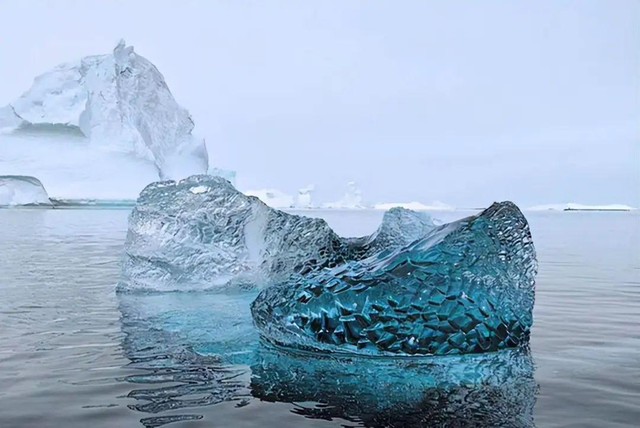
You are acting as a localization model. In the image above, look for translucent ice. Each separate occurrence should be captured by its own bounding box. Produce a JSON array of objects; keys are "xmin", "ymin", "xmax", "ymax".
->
[
  {"xmin": 120, "ymin": 175, "xmax": 435, "ymax": 292},
  {"xmin": 0, "ymin": 175, "xmax": 52, "ymax": 206},
  {"xmin": 252, "ymin": 202, "xmax": 537, "ymax": 356}
]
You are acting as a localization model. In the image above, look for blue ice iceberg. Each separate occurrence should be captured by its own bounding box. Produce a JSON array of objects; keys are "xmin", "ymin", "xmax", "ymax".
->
[{"xmin": 252, "ymin": 202, "xmax": 537, "ymax": 356}]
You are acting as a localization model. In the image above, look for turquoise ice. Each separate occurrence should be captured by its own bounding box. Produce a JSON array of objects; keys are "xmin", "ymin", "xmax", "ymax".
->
[{"xmin": 252, "ymin": 202, "xmax": 537, "ymax": 356}]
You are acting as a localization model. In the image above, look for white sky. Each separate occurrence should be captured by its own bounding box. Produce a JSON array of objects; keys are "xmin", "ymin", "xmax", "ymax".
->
[{"xmin": 0, "ymin": 1, "xmax": 638, "ymax": 207}]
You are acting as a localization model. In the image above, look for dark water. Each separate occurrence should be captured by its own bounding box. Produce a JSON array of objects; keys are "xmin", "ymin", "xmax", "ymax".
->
[{"xmin": 0, "ymin": 209, "xmax": 638, "ymax": 428}]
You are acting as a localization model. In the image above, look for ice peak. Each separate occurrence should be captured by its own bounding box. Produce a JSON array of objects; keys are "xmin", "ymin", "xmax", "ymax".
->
[
  {"xmin": 113, "ymin": 39, "xmax": 134, "ymax": 64},
  {"xmin": 1, "ymin": 42, "xmax": 209, "ymax": 186}
]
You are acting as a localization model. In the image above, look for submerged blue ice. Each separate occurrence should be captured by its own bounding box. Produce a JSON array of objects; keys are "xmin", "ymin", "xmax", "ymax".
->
[
  {"xmin": 252, "ymin": 202, "xmax": 537, "ymax": 356},
  {"xmin": 117, "ymin": 291, "xmax": 536, "ymax": 426}
]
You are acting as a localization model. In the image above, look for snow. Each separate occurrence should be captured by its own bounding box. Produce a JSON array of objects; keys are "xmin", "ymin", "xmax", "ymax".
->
[
  {"xmin": 527, "ymin": 203, "xmax": 636, "ymax": 211},
  {"xmin": 244, "ymin": 188, "xmax": 294, "ymax": 208},
  {"xmin": 374, "ymin": 201, "xmax": 455, "ymax": 211},
  {"xmin": 323, "ymin": 181, "xmax": 366, "ymax": 209},
  {"xmin": 0, "ymin": 175, "xmax": 52, "ymax": 206},
  {"xmin": 0, "ymin": 40, "xmax": 209, "ymax": 199},
  {"xmin": 189, "ymin": 186, "xmax": 210, "ymax": 194}
]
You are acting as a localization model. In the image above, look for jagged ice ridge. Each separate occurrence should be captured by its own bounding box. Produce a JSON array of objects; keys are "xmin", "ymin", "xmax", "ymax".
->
[
  {"xmin": 252, "ymin": 202, "xmax": 537, "ymax": 356},
  {"xmin": 119, "ymin": 175, "xmax": 435, "ymax": 292}
]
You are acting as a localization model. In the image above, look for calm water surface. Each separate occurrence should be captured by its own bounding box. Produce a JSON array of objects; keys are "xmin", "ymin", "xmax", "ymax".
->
[{"xmin": 0, "ymin": 208, "xmax": 638, "ymax": 427}]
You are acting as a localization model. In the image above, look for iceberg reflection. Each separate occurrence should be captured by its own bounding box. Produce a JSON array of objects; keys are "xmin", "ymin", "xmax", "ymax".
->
[
  {"xmin": 251, "ymin": 343, "xmax": 536, "ymax": 427},
  {"xmin": 118, "ymin": 292, "xmax": 536, "ymax": 427}
]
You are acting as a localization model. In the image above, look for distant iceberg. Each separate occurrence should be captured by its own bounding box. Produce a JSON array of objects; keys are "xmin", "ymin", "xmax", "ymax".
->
[
  {"xmin": 374, "ymin": 201, "xmax": 455, "ymax": 211},
  {"xmin": 0, "ymin": 40, "xmax": 209, "ymax": 199},
  {"xmin": 244, "ymin": 188, "xmax": 294, "ymax": 208},
  {"xmin": 323, "ymin": 181, "xmax": 366, "ymax": 209},
  {"xmin": 294, "ymin": 184, "xmax": 315, "ymax": 209},
  {"xmin": 527, "ymin": 203, "xmax": 636, "ymax": 212},
  {"xmin": 0, "ymin": 175, "xmax": 52, "ymax": 206}
]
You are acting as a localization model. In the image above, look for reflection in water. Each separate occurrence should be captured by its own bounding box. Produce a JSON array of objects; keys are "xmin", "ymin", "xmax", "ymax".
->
[
  {"xmin": 252, "ymin": 344, "xmax": 536, "ymax": 427},
  {"xmin": 118, "ymin": 292, "xmax": 536, "ymax": 427}
]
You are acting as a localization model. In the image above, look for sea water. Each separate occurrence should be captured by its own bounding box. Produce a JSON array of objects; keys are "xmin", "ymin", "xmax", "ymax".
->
[{"xmin": 0, "ymin": 208, "xmax": 638, "ymax": 428}]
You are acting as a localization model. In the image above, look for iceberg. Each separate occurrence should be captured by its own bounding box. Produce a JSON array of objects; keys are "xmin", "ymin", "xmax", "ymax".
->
[
  {"xmin": 323, "ymin": 181, "xmax": 366, "ymax": 209},
  {"xmin": 243, "ymin": 188, "xmax": 294, "ymax": 208},
  {"xmin": 252, "ymin": 201, "xmax": 537, "ymax": 356},
  {"xmin": 120, "ymin": 175, "xmax": 435, "ymax": 292},
  {"xmin": 0, "ymin": 175, "xmax": 52, "ymax": 206},
  {"xmin": 294, "ymin": 184, "xmax": 315, "ymax": 209},
  {"xmin": 0, "ymin": 40, "xmax": 209, "ymax": 199}
]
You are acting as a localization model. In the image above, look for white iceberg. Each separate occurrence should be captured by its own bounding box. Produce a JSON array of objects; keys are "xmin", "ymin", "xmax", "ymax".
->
[
  {"xmin": 0, "ymin": 175, "xmax": 52, "ymax": 206},
  {"xmin": 294, "ymin": 184, "xmax": 315, "ymax": 209},
  {"xmin": 0, "ymin": 40, "xmax": 209, "ymax": 199},
  {"xmin": 374, "ymin": 201, "xmax": 455, "ymax": 211},
  {"xmin": 244, "ymin": 188, "xmax": 294, "ymax": 208},
  {"xmin": 527, "ymin": 203, "xmax": 636, "ymax": 212},
  {"xmin": 323, "ymin": 181, "xmax": 366, "ymax": 209}
]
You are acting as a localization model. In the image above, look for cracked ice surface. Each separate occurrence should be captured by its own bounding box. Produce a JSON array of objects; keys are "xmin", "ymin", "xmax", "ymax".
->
[
  {"xmin": 252, "ymin": 202, "xmax": 537, "ymax": 356},
  {"xmin": 119, "ymin": 175, "xmax": 435, "ymax": 292}
]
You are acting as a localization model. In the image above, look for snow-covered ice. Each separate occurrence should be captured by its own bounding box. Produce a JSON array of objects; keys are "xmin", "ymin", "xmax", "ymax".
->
[
  {"xmin": 0, "ymin": 40, "xmax": 209, "ymax": 199},
  {"xmin": 0, "ymin": 175, "xmax": 52, "ymax": 206}
]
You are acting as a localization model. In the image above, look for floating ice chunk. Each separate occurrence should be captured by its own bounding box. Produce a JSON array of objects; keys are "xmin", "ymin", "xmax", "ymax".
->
[
  {"xmin": 252, "ymin": 202, "xmax": 538, "ymax": 356},
  {"xmin": 294, "ymin": 184, "xmax": 315, "ymax": 209},
  {"xmin": 323, "ymin": 181, "xmax": 366, "ymax": 209},
  {"xmin": 0, "ymin": 39, "xmax": 208, "ymax": 199},
  {"xmin": 120, "ymin": 176, "xmax": 436, "ymax": 292},
  {"xmin": 0, "ymin": 175, "xmax": 52, "ymax": 206},
  {"xmin": 374, "ymin": 200, "xmax": 455, "ymax": 211},
  {"xmin": 244, "ymin": 188, "xmax": 294, "ymax": 208}
]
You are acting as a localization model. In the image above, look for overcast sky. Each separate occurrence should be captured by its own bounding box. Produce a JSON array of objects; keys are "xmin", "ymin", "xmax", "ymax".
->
[{"xmin": 0, "ymin": 1, "xmax": 638, "ymax": 207}]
